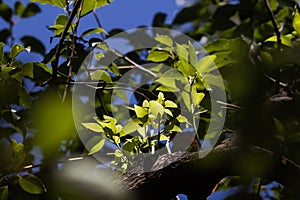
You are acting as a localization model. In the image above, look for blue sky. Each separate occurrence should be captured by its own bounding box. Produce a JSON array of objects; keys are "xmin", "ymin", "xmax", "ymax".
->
[{"xmin": 3, "ymin": 0, "xmax": 181, "ymax": 51}]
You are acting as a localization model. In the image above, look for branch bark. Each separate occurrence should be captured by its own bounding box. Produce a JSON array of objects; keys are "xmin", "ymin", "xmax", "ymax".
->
[{"xmin": 114, "ymin": 142, "xmax": 300, "ymax": 200}]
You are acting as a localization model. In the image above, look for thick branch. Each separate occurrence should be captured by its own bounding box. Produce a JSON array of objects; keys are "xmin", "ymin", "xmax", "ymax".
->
[{"xmin": 114, "ymin": 144, "xmax": 300, "ymax": 199}]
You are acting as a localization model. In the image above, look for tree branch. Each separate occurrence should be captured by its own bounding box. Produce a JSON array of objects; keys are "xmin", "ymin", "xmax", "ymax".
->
[
  {"xmin": 51, "ymin": 0, "xmax": 83, "ymax": 81},
  {"xmin": 264, "ymin": 0, "xmax": 281, "ymax": 49}
]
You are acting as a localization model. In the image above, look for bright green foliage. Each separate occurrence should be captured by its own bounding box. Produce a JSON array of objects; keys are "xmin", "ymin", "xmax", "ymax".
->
[
  {"xmin": 18, "ymin": 175, "xmax": 47, "ymax": 194},
  {"xmin": 31, "ymin": 0, "xmax": 66, "ymax": 8}
]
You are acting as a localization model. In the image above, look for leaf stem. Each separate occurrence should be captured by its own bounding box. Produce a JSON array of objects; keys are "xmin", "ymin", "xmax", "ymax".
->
[{"xmin": 264, "ymin": 0, "xmax": 281, "ymax": 49}]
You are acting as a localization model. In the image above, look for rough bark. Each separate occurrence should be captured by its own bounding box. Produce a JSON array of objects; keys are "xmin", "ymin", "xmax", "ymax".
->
[{"xmin": 114, "ymin": 138, "xmax": 300, "ymax": 200}]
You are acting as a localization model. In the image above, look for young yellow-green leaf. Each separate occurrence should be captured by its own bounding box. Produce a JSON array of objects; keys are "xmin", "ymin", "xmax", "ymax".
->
[
  {"xmin": 157, "ymin": 92, "xmax": 164, "ymax": 103},
  {"xmin": 164, "ymin": 108, "xmax": 173, "ymax": 117},
  {"xmin": 81, "ymin": 28, "xmax": 108, "ymax": 37},
  {"xmin": 123, "ymin": 120, "xmax": 141, "ymax": 134},
  {"xmin": 10, "ymin": 44, "xmax": 25, "ymax": 59},
  {"xmin": 188, "ymin": 41, "xmax": 197, "ymax": 67},
  {"xmin": 0, "ymin": 186, "xmax": 8, "ymax": 200},
  {"xmin": 165, "ymin": 100, "xmax": 177, "ymax": 108},
  {"xmin": 147, "ymin": 50, "xmax": 169, "ymax": 62},
  {"xmin": 30, "ymin": 0, "xmax": 66, "ymax": 9},
  {"xmin": 176, "ymin": 43, "xmax": 189, "ymax": 62},
  {"xmin": 19, "ymin": 175, "xmax": 47, "ymax": 194},
  {"xmin": 142, "ymin": 100, "xmax": 149, "ymax": 108},
  {"xmin": 293, "ymin": 9, "xmax": 300, "ymax": 35},
  {"xmin": 134, "ymin": 105, "xmax": 148, "ymax": 118},
  {"xmin": 88, "ymin": 139, "xmax": 105, "ymax": 155},
  {"xmin": 265, "ymin": 35, "xmax": 292, "ymax": 47},
  {"xmin": 182, "ymin": 91, "xmax": 191, "ymax": 111},
  {"xmin": 82, "ymin": 123, "xmax": 103, "ymax": 132},
  {"xmin": 94, "ymin": 52, "xmax": 105, "ymax": 60},
  {"xmin": 196, "ymin": 55, "xmax": 217, "ymax": 74},
  {"xmin": 154, "ymin": 35, "xmax": 173, "ymax": 47},
  {"xmin": 176, "ymin": 115, "xmax": 188, "ymax": 123},
  {"xmin": 149, "ymin": 100, "xmax": 164, "ymax": 117}
]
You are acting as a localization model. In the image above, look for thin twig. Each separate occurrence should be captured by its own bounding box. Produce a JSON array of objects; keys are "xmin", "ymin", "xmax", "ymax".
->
[
  {"xmin": 93, "ymin": 9, "xmax": 106, "ymax": 41},
  {"xmin": 264, "ymin": 0, "xmax": 281, "ymax": 49},
  {"xmin": 62, "ymin": 0, "xmax": 84, "ymax": 102},
  {"xmin": 92, "ymin": 10, "xmax": 157, "ymax": 77},
  {"xmin": 51, "ymin": 0, "xmax": 84, "ymax": 81}
]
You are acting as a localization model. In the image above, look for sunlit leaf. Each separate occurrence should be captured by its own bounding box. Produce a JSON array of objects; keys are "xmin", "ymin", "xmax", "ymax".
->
[
  {"xmin": 19, "ymin": 175, "xmax": 47, "ymax": 194},
  {"xmin": 155, "ymin": 35, "xmax": 173, "ymax": 47},
  {"xmin": 91, "ymin": 70, "xmax": 112, "ymax": 82},
  {"xmin": 10, "ymin": 44, "xmax": 25, "ymax": 59},
  {"xmin": 134, "ymin": 105, "xmax": 148, "ymax": 118},
  {"xmin": 149, "ymin": 100, "xmax": 164, "ymax": 117},
  {"xmin": 88, "ymin": 139, "xmax": 105, "ymax": 155},
  {"xmin": 81, "ymin": 28, "xmax": 108, "ymax": 37},
  {"xmin": 123, "ymin": 121, "xmax": 141, "ymax": 134},
  {"xmin": 165, "ymin": 100, "xmax": 177, "ymax": 108},
  {"xmin": 82, "ymin": 123, "xmax": 103, "ymax": 132},
  {"xmin": 293, "ymin": 9, "xmax": 300, "ymax": 35},
  {"xmin": 30, "ymin": 0, "xmax": 66, "ymax": 9},
  {"xmin": 196, "ymin": 55, "xmax": 217, "ymax": 74},
  {"xmin": 265, "ymin": 35, "xmax": 292, "ymax": 47},
  {"xmin": 147, "ymin": 50, "xmax": 169, "ymax": 62}
]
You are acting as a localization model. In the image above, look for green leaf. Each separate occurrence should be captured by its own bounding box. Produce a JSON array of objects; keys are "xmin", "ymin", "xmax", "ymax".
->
[
  {"xmin": 81, "ymin": 28, "xmax": 107, "ymax": 37},
  {"xmin": 21, "ymin": 36, "xmax": 46, "ymax": 55},
  {"xmin": 182, "ymin": 91, "xmax": 191, "ymax": 111},
  {"xmin": 0, "ymin": 3, "xmax": 12, "ymax": 22},
  {"xmin": 265, "ymin": 35, "xmax": 292, "ymax": 47},
  {"xmin": 81, "ymin": 0, "xmax": 114, "ymax": 17},
  {"xmin": 82, "ymin": 123, "xmax": 103, "ymax": 132},
  {"xmin": 0, "ymin": 42, "xmax": 4, "ymax": 62},
  {"xmin": 165, "ymin": 100, "xmax": 177, "ymax": 108},
  {"xmin": 14, "ymin": 1, "xmax": 25, "ymax": 16},
  {"xmin": 88, "ymin": 139, "xmax": 105, "ymax": 155},
  {"xmin": 196, "ymin": 55, "xmax": 217, "ymax": 74},
  {"xmin": 10, "ymin": 44, "xmax": 25, "ymax": 59},
  {"xmin": 12, "ymin": 140, "xmax": 25, "ymax": 166},
  {"xmin": 123, "ymin": 121, "xmax": 141, "ymax": 134},
  {"xmin": 154, "ymin": 35, "xmax": 173, "ymax": 47},
  {"xmin": 157, "ymin": 92, "xmax": 164, "ymax": 103},
  {"xmin": 91, "ymin": 70, "xmax": 112, "ymax": 82},
  {"xmin": 19, "ymin": 86, "xmax": 31, "ymax": 107},
  {"xmin": 188, "ymin": 41, "xmax": 197, "ymax": 67},
  {"xmin": 21, "ymin": 3, "xmax": 41, "ymax": 18},
  {"xmin": 149, "ymin": 100, "xmax": 164, "ymax": 117},
  {"xmin": 115, "ymin": 150, "xmax": 123, "ymax": 157},
  {"xmin": 293, "ymin": 9, "xmax": 300, "ymax": 35},
  {"xmin": 0, "ymin": 186, "xmax": 8, "ymax": 200},
  {"xmin": 273, "ymin": 117, "xmax": 285, "ymax": 136},
  {"xmin": 107, "ymin": 62, "xmax": 120, "ymax": 76},
  {"xmin": 49, "ymin": 14, "xmax": 70, "ymax": 35},
  {"xmin": 19, "ymin": 175, "xmax": 47, "ymax": 194},
  {"xmin": 147, "ymin": 50, "xmax": 169, "ymax": 62},
  {"xmin": 176, "ymin": 43, "xmax": 189, "ymax": 62},
  {"xmin": 30, "ymin": 0, "xmax": 66, "ymax": 9},
  {"xmin": 134, "ymin": 105, "xmax": 148, "ymax": 118},
  {"xmin": 94, "ymin": 52, "xmax": 105, "ymax": 60}
]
